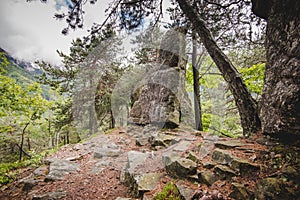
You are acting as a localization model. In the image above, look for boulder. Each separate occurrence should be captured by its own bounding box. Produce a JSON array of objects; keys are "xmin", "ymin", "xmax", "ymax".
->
[
  {"xmin": 135, "ymin": 136, "xmax": 149, "ymax": 146},
  {"xmin": 151, "ymin": 133, "xmax": 179, "ymax": 147},
  {"xmin": 199, "ymin": 141, "xmax": 215, "ymax": 159},
  {"xmin": 173, "ymin": 140, "xmax": 192, "ymax": 152},
  {"xmin": 134, "ymin": 173, "xmax": 163, "ymax": 192},
  {"xmin": 162, "ymin": 153, "xmax": 181, "ymax": 167},
  {"xmin": 129, "ymin": 29, "xmax": 194, "ymax": 128},
  {"xmin": 176, "ymin": 180, "xmax": 201, "ymax": 200},
  {"xmin": 122, "ymin": 151, "xmax": 152, "ymax": 196},
  {"xmin": 198, "ymin": 170, "xmax": 219, "ymax": 186},
  {"xmin": 229, "ymin": 182, "xmax": 253, "ymax": 200},
  {"xmin": 126, "ymin": 151, "xmax": 148, "ymax": 173},
  {"xmin": 45, "ymin": 159, "xmax": 80, "ymax": 181},
  {"xmin": 32, "ymin": 191, "xmax": 67, "ymax": 200},
  {"xmin": 165, "ymin": 158, "xmax": 197, "ymax": 178},
  {"xmin": 202, "ymin": 161, "xmax": 216, "ymax": 169},
  {"xmin": 212, "ymin": 149, "xmax": 234, "ymax": 165},
  {"xmin": 255, "ymin": 178, "xmax": 299, "ymax": 200},
  {"xmin": 214, "ymin": 165, "xmax": 237, "ymax": 180},
  {"xmin": 214, "ymin": 140, "xmax": 250, "ymax": 149},
  {"xmin": 93, "ymin": 147, "xmax": 122, "ymax": 159},
  {"xmin": 186, "ymin": 151, "xmax": 200, "ymax": 163},
  {"xmin": 91, "ymin": 160, "xmax": 113, "ymax": 174},
  {"xmin": 21, "ymin": 178, "xmax": 39, "ymax": 192},
  {"xmin": 230, "ymin": 158, "xmax": 260, "ymax": 176}
]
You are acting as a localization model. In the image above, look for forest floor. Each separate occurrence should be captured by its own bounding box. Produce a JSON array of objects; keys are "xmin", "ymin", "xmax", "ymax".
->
[{"xmin": 0, "ymin": 127, "xmax": 299, "ymax": 200}]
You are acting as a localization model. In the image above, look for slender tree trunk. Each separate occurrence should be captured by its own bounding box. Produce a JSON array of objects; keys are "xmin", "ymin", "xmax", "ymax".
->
[
  {"xmin": 66, "ymin": 131, "xmax": 69, "ymax": 144},
  {"xmin": 63, "ymin": 135, "xmax": 66, "ymax": 145},
  {"xmin": 20, "ymin": 122, "xmax": 30, "ymax": 161},
  {"xmin": 27, "ymin": 133, "xmax": 31, "ymax": 151},
  {"xmin": 110, "ymin": 109, "xmax": 115, "ymax": 129},
  {"xmin": 177, "ymin": 0, "xmax": 261, "ymax": 136},
  {"xmin": 252, "ymin": 0, "xmax": 300, "ymax": 139},
  {"xmin": 192, "ymin": 33, "xmax": 203, "ymax": 131}
]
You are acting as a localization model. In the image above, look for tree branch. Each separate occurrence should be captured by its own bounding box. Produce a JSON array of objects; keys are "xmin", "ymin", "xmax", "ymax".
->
[{"xmin": 203, "ymin": 0, "xmax": 242, "ymax": 9}]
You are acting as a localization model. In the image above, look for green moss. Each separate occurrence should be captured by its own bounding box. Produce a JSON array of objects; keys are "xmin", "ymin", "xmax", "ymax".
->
[
  {"xmin": 198, "ymin": 142, "xmax": 203, "ymax": 148},
  {"xmin": 104, "ymin": 127, "xmax": 118, "ymax": 135},
  {"xmin": 155, "ymin": 182, "xmax": 182, "ymax": 200}
]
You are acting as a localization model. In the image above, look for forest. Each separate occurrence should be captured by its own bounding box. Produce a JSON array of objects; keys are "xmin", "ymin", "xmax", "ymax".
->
[{"xmin": 0, "ymin": 0, "xmax": 299, "ymax": 199}]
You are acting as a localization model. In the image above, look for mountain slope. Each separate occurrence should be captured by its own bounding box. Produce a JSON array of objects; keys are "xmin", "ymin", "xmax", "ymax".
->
[{"xmin": 0, "ymin": 47, "xmax": 50, "ymax": 99}]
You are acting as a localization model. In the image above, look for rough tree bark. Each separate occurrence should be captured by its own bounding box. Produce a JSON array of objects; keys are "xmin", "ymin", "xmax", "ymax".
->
[
  {"xmin": 252, "ymin": 0, "xmax": 300, "ymax": 139},
  {"xmin": 177, "ymin": 0, "xmax": 261, "ymax": 136}
]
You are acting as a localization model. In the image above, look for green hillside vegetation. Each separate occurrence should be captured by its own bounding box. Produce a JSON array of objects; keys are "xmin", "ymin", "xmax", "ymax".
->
[{"xmin": 3, "ymin": 57, "xmax": 50, "ymax": 100}]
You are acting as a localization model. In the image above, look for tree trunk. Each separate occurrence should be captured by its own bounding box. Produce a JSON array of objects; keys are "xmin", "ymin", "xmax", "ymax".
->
[
  {"xmin": 66, "ymin": 131, "xmax": 70, "ymax": 144},
  {"xmin": 192, "ymin": 33, "xmax": 203, "ymax": 131},
  {"xmin": 110, "ymin": 109, "xmax": 115, "ymax": 129},
  {"xmin": 252, "ymin": 0, "xmax": 300, "ymax": 139},
  {"xmin": 27, "ymin": 135, "xmax": 31, "ymax": 151},
  {"xmin": 177, "ymin": 0, "xmax": 261, "ymax": 136},
  {"xmin": 20, "ymin": 122, "xmax": 30, "ymax": 161}
]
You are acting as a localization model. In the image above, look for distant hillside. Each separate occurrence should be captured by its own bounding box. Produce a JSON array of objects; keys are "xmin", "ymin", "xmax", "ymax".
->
[{"xmin": 0, "ymin": 47, "xmax": 50, "ymax": 99}]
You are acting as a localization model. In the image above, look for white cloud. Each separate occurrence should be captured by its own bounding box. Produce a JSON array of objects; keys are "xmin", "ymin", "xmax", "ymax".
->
[
  {"xmin": 0, "ymin": 0, "xmax": 172, "ymax": 65},
  {"xmin": 0, "ymin": 0, "xmax": 109, "ymax": 65}
]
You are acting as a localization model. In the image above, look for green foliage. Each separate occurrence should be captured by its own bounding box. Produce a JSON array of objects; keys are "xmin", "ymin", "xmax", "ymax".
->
[
  {"xmin": 0, "ymin": 149, "xmax": 55, "ymax": 186},
  {"xmin": 0, "ymin": 78, "xmax": 50, "ymax": 131},
  {"xmin": 0, "ymin": 52, "xmax": 9, "ymax": 74},
  {"xmin": 186, "ymin": 54, "xmax": 242, "ymax": 137},
  {"xmin": 155, "ymin": 182, "xmax": 182, "ymax": 200},
  {"xmin": 0, "ymin": 53, "xmax": 51, "ymax": 162},
  {"xmin": 240, "ymin": 63, "xmax": 266, "ymax": 96},
  {"xmin": 202, "ymin": 113, "xmax": 212, "ymax": 132}
]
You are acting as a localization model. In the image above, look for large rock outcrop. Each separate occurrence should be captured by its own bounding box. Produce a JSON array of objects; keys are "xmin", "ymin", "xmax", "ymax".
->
[
  {"xmin": 252, "ymin": 0, "xmax": 300, "ymax": 139},
  {"xmin": 129, "ymin": 28, "xmax": 194, "ymax": 128}
]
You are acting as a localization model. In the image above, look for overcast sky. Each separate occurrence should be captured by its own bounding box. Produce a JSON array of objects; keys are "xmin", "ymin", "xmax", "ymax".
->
[{"xmin": 0, "ymin": 0, "xmax": 110, "ymax": 65}]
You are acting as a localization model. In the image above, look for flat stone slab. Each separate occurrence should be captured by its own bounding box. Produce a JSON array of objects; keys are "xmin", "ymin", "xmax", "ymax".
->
[
  {"xmin": 173, "ymin": 140, "xmax": 192, "ymax": 152},
  {"xmin": 165, "ymin": 158, "xmax": 197, "ymax": 178},
  {"xmin": 214, "ymin": 165, "xmax": 237, "ymax": 180},
  {"xmin": 212, "ymin": 149, "xmax": 235, "ymax": 165},
  {"xmin": 229, "ymin": 182, "xmax": 253, "ymax": 200},
  {"xmin": 162, "ymin": 153, "xmax": 181, "ymax": 167},
  {"xmin": 230, "ymin": 158, "xmax": 260, "ymax": 176},
  {"xmin": 126, "ymin": 151, "xmax": 149, "ymax": 173},
  {"xmin": 186, "ymin": 151, "xmax": 200, "ymax": 163},
  {"xmin": 91, "ymin": 160, "xmax": 113, "ymax": 174},
  {"xmin": 199, "ymin": 141, "xmax": 215, "ymax": 159},
  {"xmin": 134, "ymin": 173, "xmax": 163, "ymax": 191},
  {"xmin": 31, "ymin": 190, "xmax": 68, "ymax": 200},
  {"xmin": 93, "ymin": 148, "xmax": 122, "ymax": 159},
  {"xmin": 45, "ymin": 159, "xmax": 80, "ymax": 181},
  {"xmin": 198, "ymin": 170, "xmax": 219, "ymax": 186},
  {"xmin": 214, "ymin": 140, "xmax": 250, "ymax": 149},
  {"xmin": 202, "ymin": 133, "xmax": 219, "ymax": 142},
  {"xmin": 151, "ymin": 133, "xmax": 179, "ymax": 147},
  {"xmin": 176, "ymin": 180, "xmax": 199, "ymax": 200}
]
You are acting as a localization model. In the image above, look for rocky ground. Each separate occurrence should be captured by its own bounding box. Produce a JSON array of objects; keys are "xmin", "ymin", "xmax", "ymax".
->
[{"xmin": 0, "ymin": 126, "xmax": 299, "ymax": 200}]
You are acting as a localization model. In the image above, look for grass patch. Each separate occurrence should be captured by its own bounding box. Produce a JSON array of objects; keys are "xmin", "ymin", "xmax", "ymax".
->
[{"xmin": 155, "ymin": 182, "xmax": 182, "ymax": 200}]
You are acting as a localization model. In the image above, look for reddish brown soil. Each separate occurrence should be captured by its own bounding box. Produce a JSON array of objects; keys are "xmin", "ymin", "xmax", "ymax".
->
[{"xmin": 0, "ymin": 128, "xmax": 281, "ymax": 200}]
